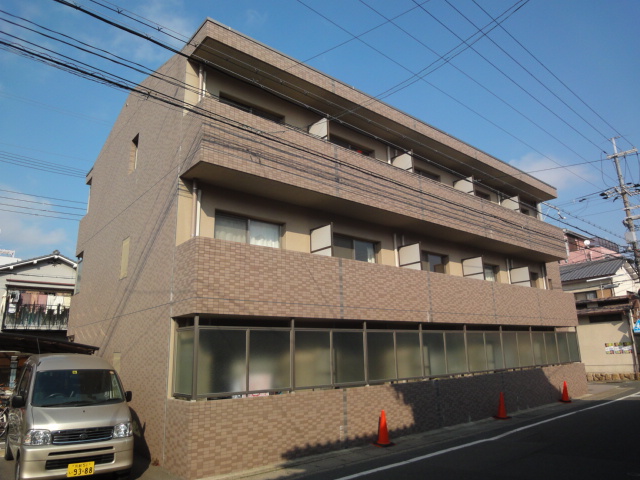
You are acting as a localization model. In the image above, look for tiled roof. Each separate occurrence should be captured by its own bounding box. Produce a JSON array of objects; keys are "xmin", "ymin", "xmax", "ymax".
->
[{"xmin": 560, "ymin": 257, "xmax": 627, "ymax": 282}]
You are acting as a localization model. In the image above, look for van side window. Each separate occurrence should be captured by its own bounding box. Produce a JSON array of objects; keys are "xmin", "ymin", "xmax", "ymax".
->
[{"xmin": 16, "ymin": 365, "xmax": 33, "ymax": 398}]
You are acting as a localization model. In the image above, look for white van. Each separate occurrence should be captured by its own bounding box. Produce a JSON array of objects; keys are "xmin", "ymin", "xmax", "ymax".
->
[{"xmin": 4, "ymin": 354, "xmax": 134, "ymax": 480}]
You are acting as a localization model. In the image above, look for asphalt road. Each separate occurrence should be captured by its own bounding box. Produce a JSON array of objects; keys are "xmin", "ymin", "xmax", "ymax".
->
[
  {"xmin": 299, "ymin": 383, "xmax": 640, "ymax": 480},
  {"xmin": 2, "ymin": 382, "xmax": 639, "ymax": 480}
]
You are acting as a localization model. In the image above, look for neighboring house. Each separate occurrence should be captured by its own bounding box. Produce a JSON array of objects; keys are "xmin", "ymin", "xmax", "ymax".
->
[
  {"xmin": 0, "ymin": 249, "xmax": 20, "ymax": 266},
  {"xmin": 69, "ymin": 19, "xmax": 585, "ymax": 478},
  {"xmin": 562, "ymin": 229, "xmax": 621, "ymax": 265},
  {"xmin": 0, "ymin": 250, "xmax": 77, "ymax": 337},
  {"xmin": 560, "ymin": 242, "xmax": 640, "ymax": 380}
]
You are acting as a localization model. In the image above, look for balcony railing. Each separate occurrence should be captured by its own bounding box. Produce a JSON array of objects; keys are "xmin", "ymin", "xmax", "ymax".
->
[{"xmin": 3, "ymin": 303, "xmax": 69, "ymax": 331}]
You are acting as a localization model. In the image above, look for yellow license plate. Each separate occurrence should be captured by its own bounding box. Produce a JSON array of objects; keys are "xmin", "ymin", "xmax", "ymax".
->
[{"xmin": 67, "ymin": 461, "xmax": 95, "ymax": 477}]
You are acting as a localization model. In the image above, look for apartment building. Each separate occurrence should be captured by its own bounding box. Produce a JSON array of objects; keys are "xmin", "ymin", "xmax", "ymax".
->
[{"xmin": 69, "ymin": 19, "xmax": 586, "ymax": 478}]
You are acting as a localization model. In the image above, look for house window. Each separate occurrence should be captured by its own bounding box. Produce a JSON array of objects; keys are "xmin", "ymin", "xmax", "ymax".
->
[
  {"xmin": 415, "ymin": 168, "xmax": 440, "ymax": 182},
  {"xmin": 421, "ymin": 252, "xmax": 448, "ymax": 273},
  {"xmin": 333, "ymin": 234, "xmax": 376, "ymax": 263},
  {"xmin": 475, "ymin": 190, "xmax": 491, "ymax": 201},
  {"xmin": 214, "ymin": 213, "xmax": 281, "ymax": 248},
  {"xmin": 329, "ymin": 135, "xmax": 373, "ymax": 156},
  {"xmin": 574, "ymin": 291, "xmax": 597, "ymax": 301},
  {"xmin": 120, "ymin": 237, "xmax": 130, "ymax": 279},
  {"xmin": 484, "ymin": 264, "xmax": 498, "ymax": 282},
  {"xmin": 129, "ymin": 134, "xmax": 139, "ymax": 173},
  {"xmin": 219, "ymin": 94, "xmax": 284, "ymax": 123}
]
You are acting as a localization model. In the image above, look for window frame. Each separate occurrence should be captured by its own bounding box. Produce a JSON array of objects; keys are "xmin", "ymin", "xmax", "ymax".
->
[
  {"xmin": 332, "ymin": 233, "xmax": 378, "ymax": 263},
  {"xmin": 214, "ymin": 212, "xmax": 282, "ymax": 249},
  {"xmin": 421, "ymin": 251, "xmax": 448, "ymax": 274}
]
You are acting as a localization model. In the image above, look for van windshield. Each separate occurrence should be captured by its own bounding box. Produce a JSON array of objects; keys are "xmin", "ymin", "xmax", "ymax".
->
[{"xmin": 32, "ymin": 369, "xmax": 126, "ymax": 407}]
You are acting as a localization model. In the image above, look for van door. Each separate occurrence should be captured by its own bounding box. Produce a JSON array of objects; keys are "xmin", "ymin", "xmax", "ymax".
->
[{"xmin": 8, "ymin": 363, "xmax": 32, "ymax": 448}]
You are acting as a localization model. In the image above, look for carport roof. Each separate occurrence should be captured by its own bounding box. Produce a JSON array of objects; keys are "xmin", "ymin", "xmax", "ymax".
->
[{"xmin": 0, "ymin": 332, "xmax": 98, "ymax": 355}]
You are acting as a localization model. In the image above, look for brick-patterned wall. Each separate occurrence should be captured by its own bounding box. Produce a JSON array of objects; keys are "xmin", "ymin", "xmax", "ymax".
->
[
  {"xmin": 187, "ymin": 21, "xmax": 555, "ymax": 202},
  {"xmin": 172, "ymin": 237, "xmax": 577, "ymax": 327},
  {"xmin": 163, "ymin": 363, "xmax": 586, "ymax": 479},
  {"xmin": 190, "ymin": 102, "xmax": 566, "ymax": 260}
]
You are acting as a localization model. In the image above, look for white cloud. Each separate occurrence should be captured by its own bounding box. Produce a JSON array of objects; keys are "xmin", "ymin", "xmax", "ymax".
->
[
  {"xmin": 87, "ymin": 0, "xmax": 197, "ymax": 65},
  {"xmin": 0, "ymin": 190, "xmax": 75, "ymax": 260},
  {"xmin": 245, "ymin": 9, "xmax": 269, "ymax": 28},
  {"xmin": 508, "ymin": 153, "xmax": 596, "ymax": 191}
]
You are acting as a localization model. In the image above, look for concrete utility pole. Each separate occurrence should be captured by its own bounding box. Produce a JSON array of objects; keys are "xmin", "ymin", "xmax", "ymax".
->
[{"xmin": 607, "ymin": 137, "xmax": 640, "ymax": 272}]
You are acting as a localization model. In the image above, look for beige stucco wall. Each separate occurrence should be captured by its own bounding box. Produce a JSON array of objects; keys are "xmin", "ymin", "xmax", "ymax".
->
[
  {"xmin": 577, "ymin": 321, "xmax": 636, "ymax": 373},
  {"xmin": 175, "ymin": 185, "xmax": 554, "ymax": 287}
]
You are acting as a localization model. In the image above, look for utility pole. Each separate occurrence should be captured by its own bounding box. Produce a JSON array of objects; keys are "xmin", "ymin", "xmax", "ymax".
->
[{"xmin": 607, "ymin": 137, "xmax": 640, "ymax": 272}]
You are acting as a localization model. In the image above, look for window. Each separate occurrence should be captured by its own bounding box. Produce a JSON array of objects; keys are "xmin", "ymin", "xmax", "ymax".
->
[
  {"xmin": 120, "ymin": 237, "xmax": 130, "ymax": 279},
  {"xmin": 475, "ymin": 190, "xmax": 491, "ymax": 201},
  {"xmin": 214, "ymin": 213, "xmax": 281, "ymax": 248},
  {"xmin": 421, "ymin": 252, "xmax": 448, "ymax": 273},
  {"xmin": 574, "ymin": 291, "xmax": 597, "ymax": 301},
  {"xmin": 129, "ymin": 134, "xmax": 139, "ymax": 173},
  {"xmin": 415, "ymin": 168, "xmax": 440, "ymax": 182},
  {"xmin": 484, "ymin": 264, "xmax": 498, "ymax": 282},
  {"xmin": 219, "ymin": 94, "xmax": 284, "ymax": 123},
  {"xmin": 333, "ymin": 234, "xmax": 376, "ymax": 263},
  {"xmin": 329, "ymin": 135, "xmax": 373, "ymax": 156}
]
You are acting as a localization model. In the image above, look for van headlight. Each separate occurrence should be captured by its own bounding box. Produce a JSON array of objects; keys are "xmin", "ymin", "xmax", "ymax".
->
[
  {"xmin": 25, "ymin": 430, "xmax": 52, "ymax": 445},
  {"xmin": 113, "ymin": 422, "xmax": 132, "ymax": 438}
]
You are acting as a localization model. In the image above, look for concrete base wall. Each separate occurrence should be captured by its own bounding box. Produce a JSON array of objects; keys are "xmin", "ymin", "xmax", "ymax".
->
[{"xmin": 163, "ymin": 363, "xmax": 586, "ymax": 479}]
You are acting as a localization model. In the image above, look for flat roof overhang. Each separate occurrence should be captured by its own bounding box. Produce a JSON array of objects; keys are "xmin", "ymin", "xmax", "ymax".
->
[{"xmin": 188, "ymin": 24, "xmax": 557, "ymax": 204}]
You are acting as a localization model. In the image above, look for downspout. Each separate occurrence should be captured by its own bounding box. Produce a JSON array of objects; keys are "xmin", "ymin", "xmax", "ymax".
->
[
  {"xmin": 191, "ymin": 180, "xmax": 198, "ymax": 237},
  {"xmin": 393, "ymin": 233, "xmax": 399, "ymax": 267}
]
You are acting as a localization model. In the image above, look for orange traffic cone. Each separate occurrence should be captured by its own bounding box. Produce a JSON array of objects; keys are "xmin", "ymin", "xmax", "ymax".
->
[
  {"xmin": 373, "ymin": 410, "xmax": 394, "ymax": 447},
  {"xmin": 560, "ymin": 381, "xmax": 571, "ymax": 403},
  {"xmin": 494, "ymin": 392, "xmax": 511, "ymax": 420}
]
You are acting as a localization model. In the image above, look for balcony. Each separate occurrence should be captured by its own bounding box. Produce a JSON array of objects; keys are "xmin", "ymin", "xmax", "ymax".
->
[
  {"xmin": 178, "ymin": 98, "xmax": 566, "ymax": 262},
  {"xmin": 172, "ymin": 237, "xmax": 577, "ymax": 327},
  {"xmin": 3, "ymin": 303, "xmax": 69, "ymax": 331}
]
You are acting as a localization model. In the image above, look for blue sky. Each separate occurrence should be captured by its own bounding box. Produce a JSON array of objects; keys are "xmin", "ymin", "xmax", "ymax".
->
[{"xmin": 0, "ymin": 0, "xmax": 638, "ymax": 261}]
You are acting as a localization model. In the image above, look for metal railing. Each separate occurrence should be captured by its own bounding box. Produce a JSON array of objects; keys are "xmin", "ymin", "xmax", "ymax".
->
[{"xmin": 3, "ymin": 303, "xmax": 69, "ymax": 331}]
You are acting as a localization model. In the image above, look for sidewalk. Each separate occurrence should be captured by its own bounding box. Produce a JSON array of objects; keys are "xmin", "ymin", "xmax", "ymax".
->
[{"xmin": 136, "ymin": 382, "xmax": 632, "ymax": 480}]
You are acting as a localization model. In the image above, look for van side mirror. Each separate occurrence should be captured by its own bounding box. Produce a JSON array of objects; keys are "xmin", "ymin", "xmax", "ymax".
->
[
  {"xmin": 11, "ymin": 395, "xmax": 25, "ymax": 408},
  {"xmin": 125, "ymin": 391, "xmax": 132, "ymax": 402}
]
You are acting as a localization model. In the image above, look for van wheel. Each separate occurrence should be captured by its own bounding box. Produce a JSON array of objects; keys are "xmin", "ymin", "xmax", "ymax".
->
[{"xmin": 4, "ymin": 432, "xmax": 13, "ymax": 460}]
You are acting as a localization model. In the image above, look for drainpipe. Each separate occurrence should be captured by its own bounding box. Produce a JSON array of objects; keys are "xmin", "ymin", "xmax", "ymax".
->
[{"xmin": 191, "ymin": 180, "xmax": 198, "ymax": 237}]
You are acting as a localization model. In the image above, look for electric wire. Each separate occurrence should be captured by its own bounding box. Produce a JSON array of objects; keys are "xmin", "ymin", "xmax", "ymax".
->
[
  {"xmin": 53, "ymin": 0, "xmax": 581, "ymax": 204},
  {"xmin": 0, "ymin": 188, "xmax": 86, "ymax": 205},
  {"xmin": 354, "ymin": 0, "xmax": 611, "ymax": 189},
  {"xmin": 49, "ymin": 0, "xmax": 616, "ymax": 213},
  {"xmin": 2, "ymin": 3, "xmax": 628, "ymax": 249}
]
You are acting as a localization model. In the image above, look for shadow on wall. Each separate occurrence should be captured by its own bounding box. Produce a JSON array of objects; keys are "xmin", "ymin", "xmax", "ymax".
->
[
  {"xmin": 129, "ymin": 407, "xmax": 152, "ymax": 479},
  {"xmin": 280, "ymin": 365, "xmax": 584, "ymax": 462}
]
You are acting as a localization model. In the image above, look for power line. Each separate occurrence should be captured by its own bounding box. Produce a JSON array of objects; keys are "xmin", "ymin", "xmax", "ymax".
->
[
  {"xmin": 0, "ymin": 188, "xmax": 87, "ymax": 205},
  {"xmin": 352, "ymin": 0, "xmax": 612, "ymax": 189},
  {"xmin": 50, "ymin": 0, "xmax": 608, "ymax": 208},
  {"xmin": 0, "ymin": 150, "xmax": 86, "ymax": 178},
  {"xmin": 4, "ymin": 2, "xmax": 626, "ymax": 248}
]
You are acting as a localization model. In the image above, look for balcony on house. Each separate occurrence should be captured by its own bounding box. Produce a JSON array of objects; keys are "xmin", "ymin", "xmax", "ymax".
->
[{"xmin": 3, "ymin": 302, "xmax": 69, "ymax": 331}]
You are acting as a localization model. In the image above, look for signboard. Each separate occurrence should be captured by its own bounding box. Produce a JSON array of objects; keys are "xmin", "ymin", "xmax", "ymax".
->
[
  {"xmin": 634, "ymin": 320, "xmax": 640, "ymax": 334},
  {"xmin": 604, "ymin": 342, "xmax": 633, "ymax": 354}
]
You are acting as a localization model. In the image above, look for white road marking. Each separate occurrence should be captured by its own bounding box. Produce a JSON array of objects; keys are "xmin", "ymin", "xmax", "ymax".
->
[{"xmin": 334, "ymin": 392, "xmax": 640, "ymax": 480}]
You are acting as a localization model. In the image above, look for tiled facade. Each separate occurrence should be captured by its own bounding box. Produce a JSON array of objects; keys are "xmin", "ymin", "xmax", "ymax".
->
[
  {"xmin": 164, "ymin": 363, "xmax": 586, "ymax": 478},
  {"xmin": 69, "ymin": 19, "xmax": 584, "ymax": 479}
]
